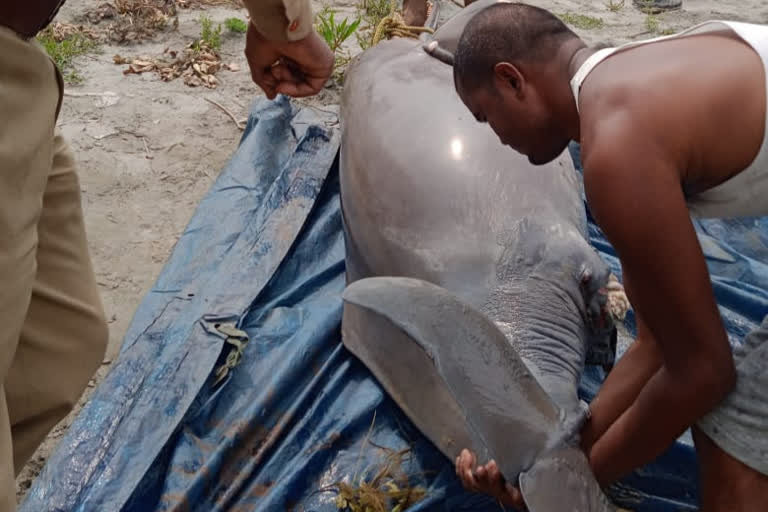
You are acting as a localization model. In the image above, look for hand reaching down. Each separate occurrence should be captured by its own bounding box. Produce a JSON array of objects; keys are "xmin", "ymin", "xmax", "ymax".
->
[
  {"xmin": 245, "ymin": 22, "xmax": 334, "ymax": 99},
  {"xmin": 455, "ymin": 448, "xmax": 528, "ymax": 510}
]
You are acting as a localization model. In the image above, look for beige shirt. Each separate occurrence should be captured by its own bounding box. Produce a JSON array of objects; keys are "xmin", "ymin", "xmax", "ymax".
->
[{"xmin": 243, "ymin": 0, "xmax": 314, "ymax": 43}]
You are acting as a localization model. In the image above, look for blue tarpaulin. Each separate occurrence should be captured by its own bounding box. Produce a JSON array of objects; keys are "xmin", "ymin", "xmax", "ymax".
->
[{"xmin": 21, "ymin": 97, "xmax": 768, "ymax": 512}]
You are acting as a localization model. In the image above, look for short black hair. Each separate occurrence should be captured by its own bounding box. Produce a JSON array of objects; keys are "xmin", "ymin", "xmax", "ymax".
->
[{"xmin": 453, "ymin": 2, "xmax": 579, "ymax": 92}]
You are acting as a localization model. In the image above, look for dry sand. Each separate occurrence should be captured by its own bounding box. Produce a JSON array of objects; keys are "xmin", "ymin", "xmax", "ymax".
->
[{"xmin": 14, "ymin": 0, "xmax": 766, "ymax": 502}]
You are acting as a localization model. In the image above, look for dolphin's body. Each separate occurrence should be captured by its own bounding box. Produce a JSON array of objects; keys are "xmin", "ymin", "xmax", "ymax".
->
[{"xmin": 338, "ymin": 1, "xmax": 621, "ymax": 509}]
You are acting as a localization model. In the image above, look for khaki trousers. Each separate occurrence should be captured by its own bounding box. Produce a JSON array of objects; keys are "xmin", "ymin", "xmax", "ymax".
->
[{"xmin": 0, "ymin": 26, "xmax": 108, "ymax": 510}]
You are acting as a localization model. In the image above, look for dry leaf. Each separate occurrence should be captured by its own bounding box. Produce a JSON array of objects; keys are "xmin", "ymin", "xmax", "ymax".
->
[
  {"xmin": 88, "ymin": 0, "xmax": 178, "ymax": 43},
  {"xmin": 114, "ymin": 38, "xmax": 227, "ymax": 89}
]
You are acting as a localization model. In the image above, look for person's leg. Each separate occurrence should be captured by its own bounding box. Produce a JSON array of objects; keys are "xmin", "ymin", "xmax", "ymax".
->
[
  {"xmin": 0, "ymin": 25, "xmax": 62, "ymax": 510},
  {"xmin": 5, "ymin": 131, "xmax": 108, "ymax": 473},
  {"xmin": 695, "ymin": 315, "xmax": 768, "ymax": 511}
]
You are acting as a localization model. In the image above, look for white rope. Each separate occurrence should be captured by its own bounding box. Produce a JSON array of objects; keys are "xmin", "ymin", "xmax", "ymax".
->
[{"xmin": 603, "ymin": 273, "xmax": 631, "ymax": 322}]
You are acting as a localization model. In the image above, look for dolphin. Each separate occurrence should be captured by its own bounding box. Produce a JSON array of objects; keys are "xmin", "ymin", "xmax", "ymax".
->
[{"xmin": 338, "ymin": 0, "xmax": 624, "ymax": 509}]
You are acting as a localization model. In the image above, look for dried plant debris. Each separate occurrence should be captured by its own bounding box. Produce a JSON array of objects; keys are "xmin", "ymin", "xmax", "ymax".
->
[
  {"xmin": 43, "ymin": 21, "xmax": 103, "ymax": 42},
  {"xmin": 299, "ymin": 412, "xmax": 431, "ymax": 511},
  {"xmin": 318, "ymin": 414, "xmax": 429, "ymax": 512},
  {"xmin": 84, "ymin": 0, "xmax": 179, "ymax": 43},
  {"xmin": 37, "ymin": 22, "xmax": 101, "ymax": 83},
  {"xmin": 114, "ymin": 42, "xmax": 239, "ymax": 88},
  {"xmin": 331, "ymin": 446, "xmax": 427, "ymax": 512}
]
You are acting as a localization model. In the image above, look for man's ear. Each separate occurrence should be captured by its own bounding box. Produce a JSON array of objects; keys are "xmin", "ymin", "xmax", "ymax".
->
[{"xmin": 493, "ymin": 62, "xmax": 525, "ymax": 95}]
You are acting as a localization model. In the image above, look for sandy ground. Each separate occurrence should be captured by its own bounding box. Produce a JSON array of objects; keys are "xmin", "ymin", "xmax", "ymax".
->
[{"xmin": 13, "ymin": 0, "xmax": 766, "ymax": 504}]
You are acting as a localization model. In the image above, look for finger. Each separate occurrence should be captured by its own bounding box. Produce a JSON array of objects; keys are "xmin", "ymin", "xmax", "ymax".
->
[
  {"xmin": 456, "ymin": 451, "xmax": 469, "ymax": 484},
  {"xmin": 259, "ymin": 78, "xmax": 278, "ymax": 99},
  {"xmin": 468, "ymin": 450, "xmax": 477, "ymax": 470},
  {"xmin": 270, "ymin": 62, "xmax": 298, "ymax": 83},
  {"xmin": 272, "ymin": 64, "xmax": 329, "ymax": 98},
  {"xmin": 459, "ymin": 451, "xmax": 479, "ymax": 491},
  {"xmin": 506, "ymin": 482, "xmax": 527, "ymax": 510},
  {"xmin": 459, "ymin": 449, "xmax": 472, "ymax": 471},
  {"xmin": 261, "ymin": 69, "xmax": 278, "ymax": 88},
  {"xmin": 277, "ymin": 57, "xmax": 307, "ymax": 83},
  {"xmin": 275, "ymin": 79, "xmax": 323, "ymax": 98},
  {"xmin": 463, "ymin": 466, "xmax": 478, "ymax": 492},
  {"xmin": 257, "ymin": 82, "xmax": 277, "ymax": 100},
  {"xmin": 487, "ymin": 460, "xmax": 499, "ymax": 479},
  {"xmin": 486, "ymin": 460, "xmax": 505, "ymax": 494},
  {"xmin": 481, "ymin": 460, "xmax": 504, "ymax": 497},
  {"xmin": 459, "ymin": 450, "xmax": 474, "ymax": 481},
  {"xmin": 249, "ymin": 67, "xmax": 278, "ymax": 99},
  {"xmin": 474, "ymin": 464, "xmax": 488, "ymax": 489},
  {"xmin": 458, "ymin": 450, "xmax": 471, "ymax": 477},
  {"xmin": 485, "ymin": 461, "xmax": 521, "ymax": 508}
]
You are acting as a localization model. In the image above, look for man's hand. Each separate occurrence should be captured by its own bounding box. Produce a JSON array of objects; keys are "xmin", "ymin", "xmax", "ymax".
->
[
  {"xmin": 455, "ymin": 449, "xmax": 527, "ymax": 510},
  {"xmin": 245, "ymin": 21, "xmax": 334, "ymax": 99}
]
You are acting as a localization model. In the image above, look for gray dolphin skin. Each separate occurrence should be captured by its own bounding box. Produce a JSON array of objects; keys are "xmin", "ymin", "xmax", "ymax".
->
[
  {"xmin": 342, "ymin": 276, "xmax": 567, "ymax": 480},
  {"xmin": 338, "ymin": 0, "xmax": 620, "ymax": 510}
]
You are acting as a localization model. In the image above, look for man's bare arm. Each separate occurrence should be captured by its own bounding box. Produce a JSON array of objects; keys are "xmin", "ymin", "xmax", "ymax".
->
[
  {"xmin": 580, "ymin": 307, "xmax": 662, "ymax": 451},
  {"xmin": 581, "ymin": 122, "xmax": 736, "ymax": 485}
]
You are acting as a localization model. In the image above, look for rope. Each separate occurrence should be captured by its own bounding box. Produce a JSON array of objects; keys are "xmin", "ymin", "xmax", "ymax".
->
[
  {"xmin": 603, "ymin": 273, "xmax": 631, "ymax": 322},
  {"xmin": 211, "ymin": 323, "xmax": 250, "ymax": 387},
  {"xmin": 370, "ymin": 0, "xmax": 435, "ymax": 46}
]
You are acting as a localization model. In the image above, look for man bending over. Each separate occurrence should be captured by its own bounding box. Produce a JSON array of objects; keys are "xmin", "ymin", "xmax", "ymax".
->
[{"xmin": 449, "ymin": 3, "xmax": 768, "ymax": 511}]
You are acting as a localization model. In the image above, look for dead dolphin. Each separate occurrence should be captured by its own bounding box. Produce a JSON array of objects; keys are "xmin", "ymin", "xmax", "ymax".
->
[{"xmin": 338, "ymin": 0, "xmax": 623, "ymax": 509}]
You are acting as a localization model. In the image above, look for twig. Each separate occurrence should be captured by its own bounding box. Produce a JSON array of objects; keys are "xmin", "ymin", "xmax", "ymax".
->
[
  {"xmin": 204, "ymin": 97, "xmax": 245, "ymax": 130},
  {"xmin": 353, "ymin": 410, "xmax": 377, "ymax": 485},
  {"xmin": 293, "ymin": 99, "xmax": 340, "ymax": 118},
  {"xmin": 628, "ymin": 29, "xmax": 653, "ymax": 39},
  {"xmin": 64, "ymin": 91, "xmax": 118, "ymax": 98},
  {"xmin": 142, "ymin": 137, "xmax": 153, "ymax": 159},
  {"xmin": 117, "ymin": 128, "xmax": 147, "ymax": 138},
  {"xmin": 90, "ymin": 131, "xmax": 119, "ymax": 140},
  {"xmin": 367, "ymin": 439, "xmax": 397, "ymax": 452}
]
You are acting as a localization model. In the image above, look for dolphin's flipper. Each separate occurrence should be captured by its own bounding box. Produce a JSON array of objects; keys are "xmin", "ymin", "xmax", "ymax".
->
[
  {"xmin": 519, "ymin": 444, "xmax": 618, "ymax": 512},
  {"xmin": 342, "ymin": 276, "xmax": 564, "ymax": 482},
  {"xmin": 341, "ymin": 293, "xmax": 482, "ymax": 464}
]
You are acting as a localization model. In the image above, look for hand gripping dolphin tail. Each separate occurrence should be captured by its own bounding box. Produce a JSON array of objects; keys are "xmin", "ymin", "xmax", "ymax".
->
[{"xmin": 342, "ymin": 276, "xmax": 617, "ymax": 512}]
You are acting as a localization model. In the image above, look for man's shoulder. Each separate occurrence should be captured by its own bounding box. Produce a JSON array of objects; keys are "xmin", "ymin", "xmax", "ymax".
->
[
  {"xmin": 577, "ymin": 51, "xmax": 680, "ymax": 139},
  {"xmin": 579, "ymin": 109, "xmax": 646, "ymax": 174},
  {"xmin": 579, "ymin": 110, "xmax": 681, "ymax": 213}
]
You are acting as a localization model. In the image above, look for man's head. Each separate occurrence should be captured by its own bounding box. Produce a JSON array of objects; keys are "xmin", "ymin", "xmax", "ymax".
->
[{"xmin": 453, "ymin": 3, "xmax": 583, "ymax": 165}]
